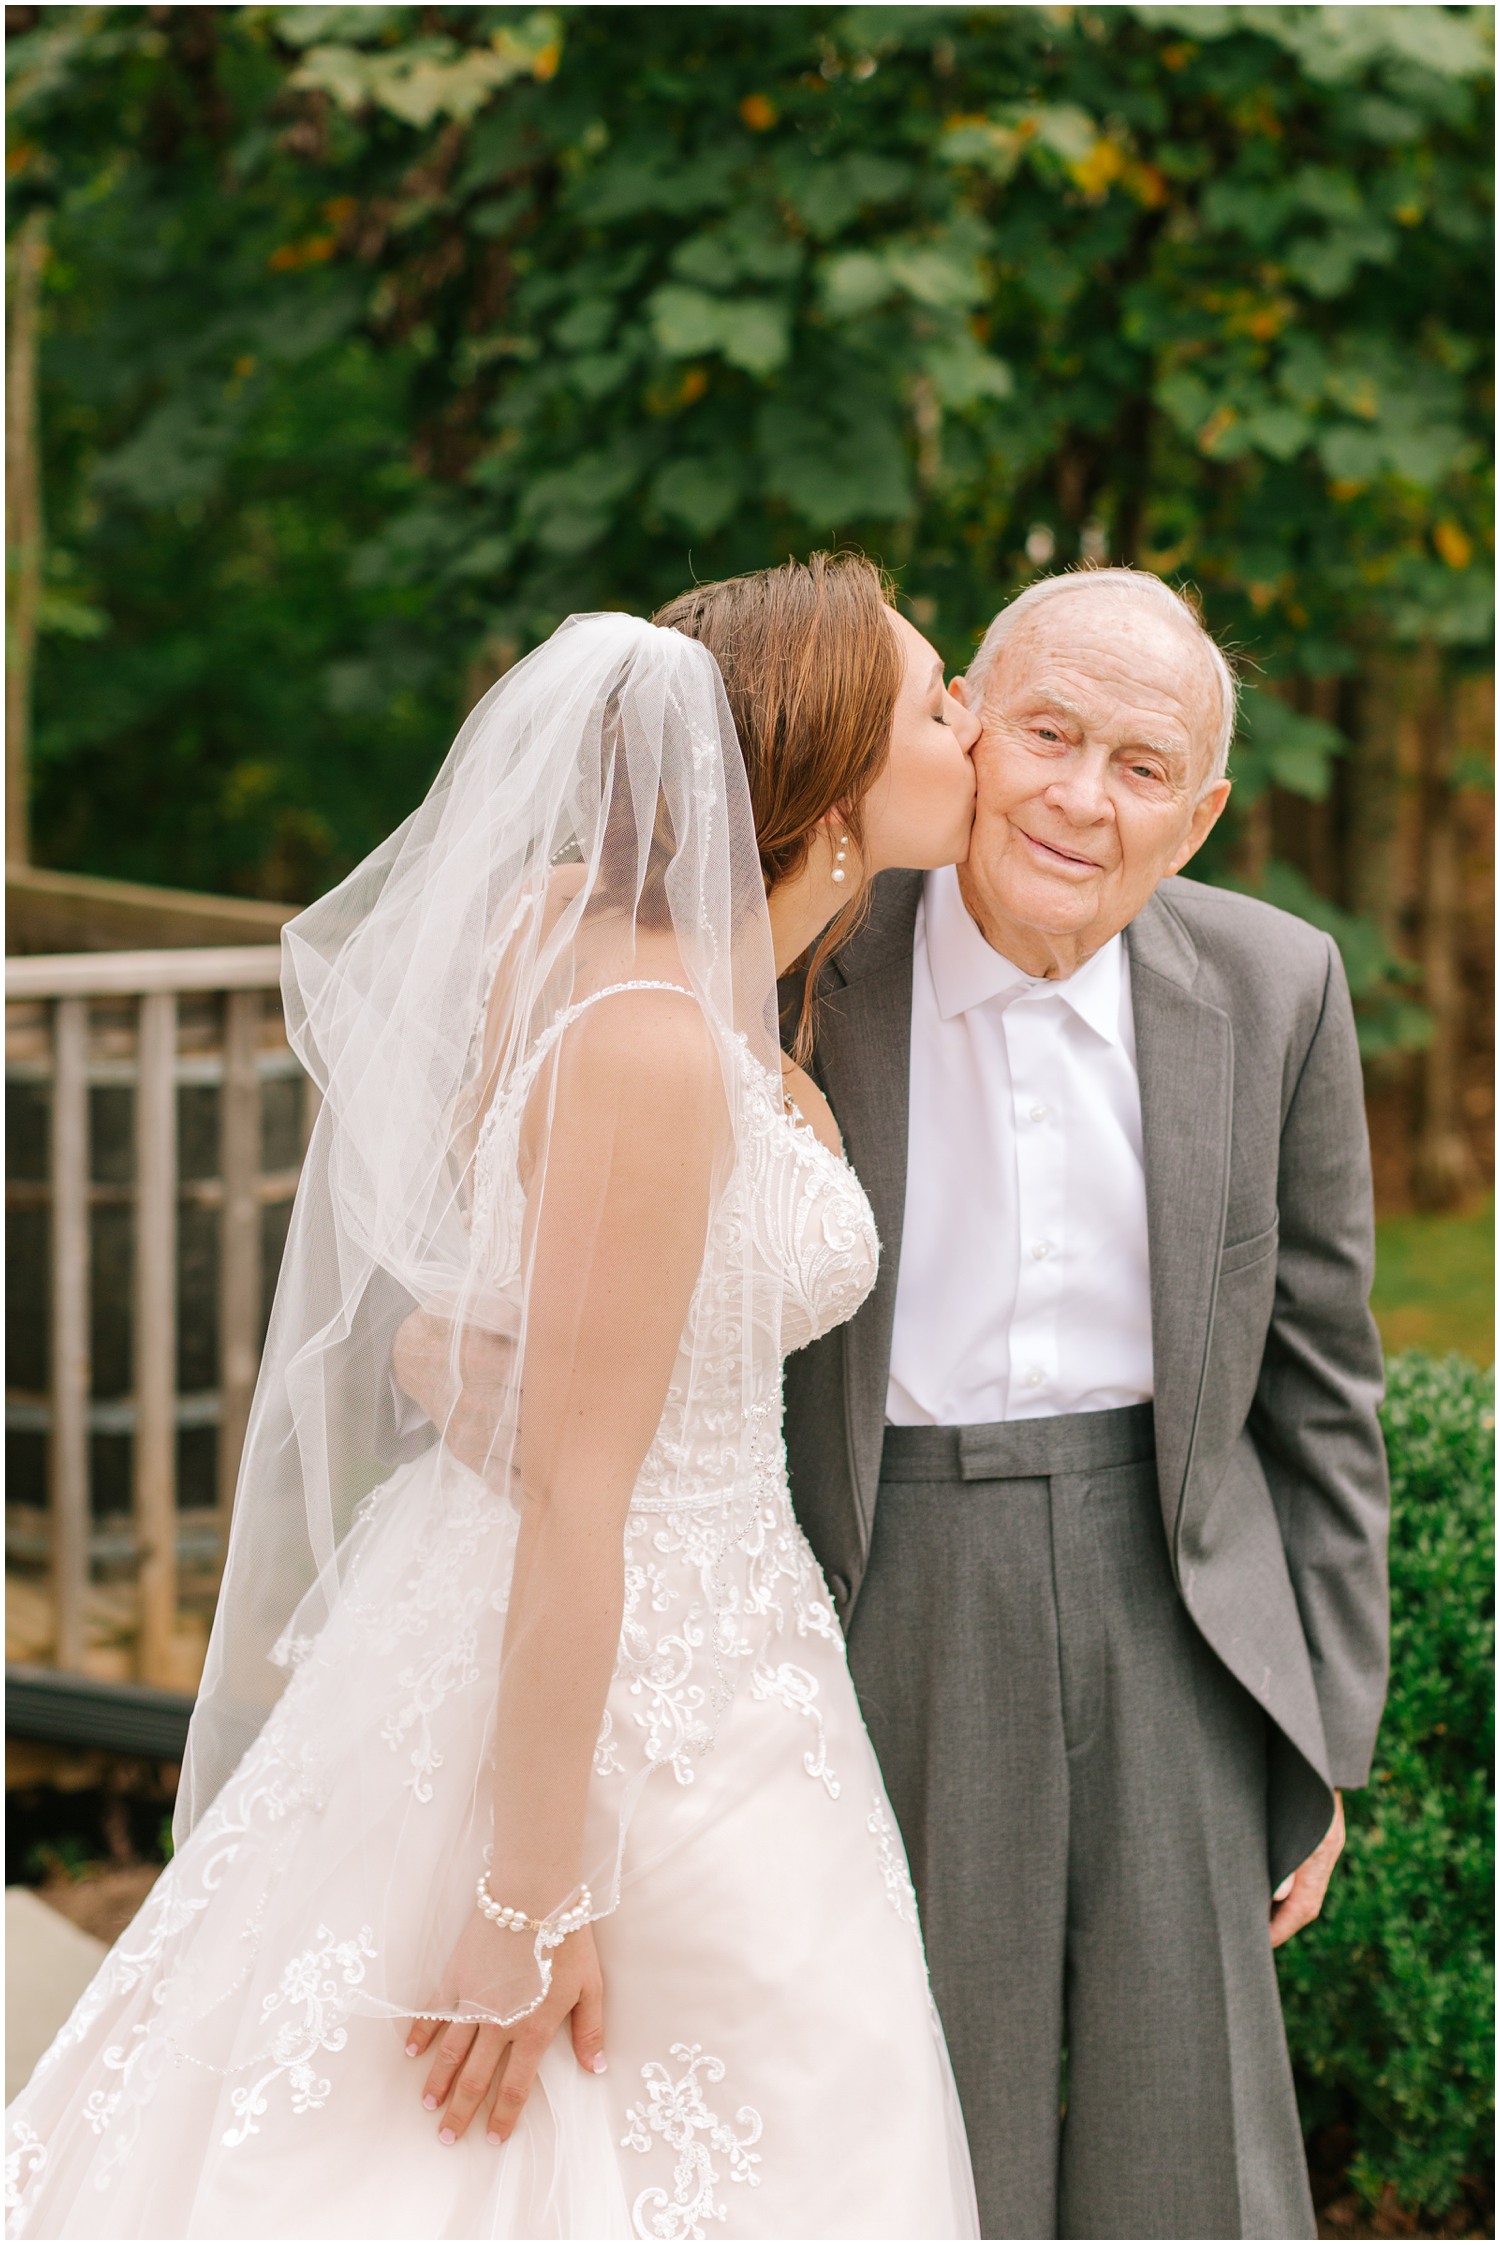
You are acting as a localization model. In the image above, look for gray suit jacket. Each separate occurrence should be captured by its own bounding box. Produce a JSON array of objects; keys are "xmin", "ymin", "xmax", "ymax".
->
[{"xmin": 782, "ymin": 871, "xmax": 1390, "ymax": 1872}]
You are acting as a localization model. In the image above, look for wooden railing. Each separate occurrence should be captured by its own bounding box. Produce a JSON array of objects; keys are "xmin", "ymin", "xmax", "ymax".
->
[{"xmin": 5, "ymin": 947, "xmax": 314, "ymax": 1689}]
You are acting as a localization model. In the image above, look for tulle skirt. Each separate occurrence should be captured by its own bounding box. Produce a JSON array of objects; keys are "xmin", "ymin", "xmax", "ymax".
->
[{"xmin": 5, "ymin": 1450, "xmax": 977, "ymax": 2240}]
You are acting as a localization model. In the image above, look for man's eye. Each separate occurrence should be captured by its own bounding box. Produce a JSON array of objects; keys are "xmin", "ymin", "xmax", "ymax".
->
[{"xmin": 1037, "ymin": 727, "xmax": 1062, "ymax": 743}]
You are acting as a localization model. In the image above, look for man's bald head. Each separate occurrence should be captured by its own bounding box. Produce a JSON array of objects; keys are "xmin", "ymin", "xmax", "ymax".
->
[{"xmin": 966, "ymin": 568, "xmax": 1237, "ymax": 790}]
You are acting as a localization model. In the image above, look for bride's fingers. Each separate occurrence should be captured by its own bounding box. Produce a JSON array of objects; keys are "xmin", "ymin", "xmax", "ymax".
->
[
  {"xmin": 569, "ymin": 1965, "xmax": 606, "ymax": 2076},
  {"xmin": 440, "ymin": 2027, "xmax": 508, "ymax": 2144},
  {"xmin": 422, "ymin": 2020, "xmax": 478, "ymax": 2115},
  {"xmin": 404, "ymin": 2016, "xmax": 442, "ymax": 2060},
  {"xmin": 485, "ymin": 2019, "xmax": 549, "ymax": 2144}
]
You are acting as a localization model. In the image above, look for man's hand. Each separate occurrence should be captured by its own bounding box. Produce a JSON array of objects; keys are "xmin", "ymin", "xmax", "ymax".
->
[
  {"xmin": 392, "ymin": 1306, "xmax": 517, "ymax": 1486},
  {"xmin": 1269, "ymin": 1791, "xmax": 1344, "ymax": 1949}
]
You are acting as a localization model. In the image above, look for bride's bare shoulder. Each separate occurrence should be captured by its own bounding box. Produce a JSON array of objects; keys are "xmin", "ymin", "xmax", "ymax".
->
[{"xmin": 531, "ymin": 983, "xmax": 728, "ymax": 1169}]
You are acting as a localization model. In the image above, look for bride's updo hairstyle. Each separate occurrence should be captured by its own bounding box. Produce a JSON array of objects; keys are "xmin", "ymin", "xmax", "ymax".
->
[{"xmin": 654, "ymin": 551, "xmax": 902, "ymax": 1057}]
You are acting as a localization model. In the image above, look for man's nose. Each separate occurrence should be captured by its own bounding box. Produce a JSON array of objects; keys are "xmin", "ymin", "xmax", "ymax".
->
[{"xmin": 1044, "ymin": 753, "xmax": 1112, "ymax": 822}]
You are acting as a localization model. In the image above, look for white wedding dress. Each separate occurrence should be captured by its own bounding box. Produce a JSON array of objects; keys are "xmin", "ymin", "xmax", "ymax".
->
[{"xmin": 5, "ymin": 990, "xmax": 978, "ymax": 2241}]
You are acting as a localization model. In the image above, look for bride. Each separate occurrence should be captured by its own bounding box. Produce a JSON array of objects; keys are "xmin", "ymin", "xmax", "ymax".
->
[{"xmin": 6, "ymin": 553, "xmax": 982, "ymax": 2241}]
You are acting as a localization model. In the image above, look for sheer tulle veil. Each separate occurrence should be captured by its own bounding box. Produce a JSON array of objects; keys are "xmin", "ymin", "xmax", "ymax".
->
[{"xmin": 174, "ymin": 611, "xmax": 783, "ymax": 2037}]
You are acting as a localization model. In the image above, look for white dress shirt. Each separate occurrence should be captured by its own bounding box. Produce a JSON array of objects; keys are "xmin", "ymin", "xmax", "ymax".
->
[{"xmin": 886, "ymin": 865, "xmax": 1154, "ymax": 1426}]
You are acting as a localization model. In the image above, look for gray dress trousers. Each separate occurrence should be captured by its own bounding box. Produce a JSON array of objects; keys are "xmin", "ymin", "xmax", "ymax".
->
[{"xmin": 846, "ymin": 1405, "xmax": 1316, "ymax": 2242}]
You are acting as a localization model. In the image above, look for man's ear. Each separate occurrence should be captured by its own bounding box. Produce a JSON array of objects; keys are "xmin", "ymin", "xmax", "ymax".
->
[{"xmin": 1169, "ymin": 778, "xmax": 1232, "ymax": 875}]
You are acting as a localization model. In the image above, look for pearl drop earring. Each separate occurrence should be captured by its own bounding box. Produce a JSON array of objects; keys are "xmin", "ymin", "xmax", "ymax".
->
[{"xmin": 831, "ymin": 830, "xmax": 849, "ymax": 886}]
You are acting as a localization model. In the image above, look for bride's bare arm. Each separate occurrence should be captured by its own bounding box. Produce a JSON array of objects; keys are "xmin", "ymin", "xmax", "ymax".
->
[
  {"xmin": 494, "ymin": 990, "xmax": 725, "ymax": 1904},
  {"xmin": 405, "ymin": 989, "xmax": 727, "ymax": 2144}
]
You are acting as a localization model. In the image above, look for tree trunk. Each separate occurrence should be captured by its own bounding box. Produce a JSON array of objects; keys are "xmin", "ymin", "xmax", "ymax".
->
[
  {"xmin": 1412, "ymin": 642, "xmax": 1480, "ymax": 1210},
  {"xmin": 1231, "ymin": 793, "xmax": 1271, "ymax": 889},
  {"xmin": 6, "ymin": 210, "xmax": 47, "ymax": 868},
  {"xmin": 1343, "ymin": 653, "xmax": 1402, "ymax": 946}
]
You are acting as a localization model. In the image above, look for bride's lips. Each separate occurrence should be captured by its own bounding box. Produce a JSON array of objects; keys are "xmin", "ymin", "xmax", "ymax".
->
[{"xmin": 1017, "ymin": 827, "xmax": 1106, "ymax": 874}]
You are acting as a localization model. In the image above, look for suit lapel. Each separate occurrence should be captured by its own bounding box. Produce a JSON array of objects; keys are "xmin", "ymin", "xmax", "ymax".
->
[
  {"xmin": 1127, "ymin": 891, "xmax": 1234, "ymax": 1547},
  {"xmin": 815, "ymin": 872, "xmax": 922, "ymax": 1544}
]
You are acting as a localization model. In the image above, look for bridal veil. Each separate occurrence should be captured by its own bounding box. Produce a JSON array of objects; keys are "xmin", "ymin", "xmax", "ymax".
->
[{"xmin": 174, "ymin": 612, "xmax": 785, "ymax": 2041}]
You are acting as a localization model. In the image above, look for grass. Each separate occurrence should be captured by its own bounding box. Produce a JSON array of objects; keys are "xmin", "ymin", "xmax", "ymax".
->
[{"xmin": 1372, "ymin": 1197, "xmax": 1493, "ymax": 1364}]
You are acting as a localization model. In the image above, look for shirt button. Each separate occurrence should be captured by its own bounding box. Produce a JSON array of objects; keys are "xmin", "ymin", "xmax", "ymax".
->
[
  {"xmin": 1030, "ymin": 1240, "xmax": 1051, "ymax": 1261},
  {"xmin": 1029, "ymin": 1103, "xmax": 1048, "ymax": 1123},
  {"xmin": 1023, "ymin": 1367, "xmax": 1044, "ymax": 1389}
]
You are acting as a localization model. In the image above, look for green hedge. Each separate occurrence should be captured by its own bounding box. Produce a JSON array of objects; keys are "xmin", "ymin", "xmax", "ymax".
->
[{"xmin": 1279, "ymin": 1353, "xmax": 1495, "ymax": 2220}]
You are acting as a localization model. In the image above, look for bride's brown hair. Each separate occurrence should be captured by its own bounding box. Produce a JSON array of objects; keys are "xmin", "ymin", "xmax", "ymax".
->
[{"xmin": 654, "ymin": 551, "xmax": 902, "ymax": 1061}]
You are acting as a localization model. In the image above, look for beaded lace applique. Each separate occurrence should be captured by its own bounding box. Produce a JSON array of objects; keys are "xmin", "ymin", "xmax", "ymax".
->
[{"xmin": 622, "ymin": 2043, "xmax": 764, "ymax": 2240}]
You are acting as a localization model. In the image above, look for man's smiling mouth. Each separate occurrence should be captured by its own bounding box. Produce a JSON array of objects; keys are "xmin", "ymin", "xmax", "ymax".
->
[{"xmin": 1017, "ymin": 828, "xmax": 1105, "ymax": 872}]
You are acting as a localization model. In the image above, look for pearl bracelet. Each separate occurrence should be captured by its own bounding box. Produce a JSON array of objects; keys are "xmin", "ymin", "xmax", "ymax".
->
[{"xmin": 474, "ymin": 1872, "xmax": 593, "ymax": 1949}]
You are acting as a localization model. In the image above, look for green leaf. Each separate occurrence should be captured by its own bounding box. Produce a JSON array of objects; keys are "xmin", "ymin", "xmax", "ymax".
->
[
  {"xmin": 922, "ymin": 334, "xmax": 1013, "ymax": 407},
  {"xmin": 671, "ymin": 221, "xmax": 802, "ymax": 290},
  {"xmin": 551, "ymin": 297, "xmax": 615, "ymax": 353},
  {"xmin": 1029, "ymin": 104, "xmax": 1099, "ymax": 165},
  {"xmin": 290, "ymin": 29, "xmax": 557, "ymax": 127},
  {"xmin": 651, "ymin": 455, "xmax": 744, "ymax": 537},
  {"xmin": 1317, "ymin": 426, "xmax": 1386, "ymax": 483},
  {"xmin": 1240, "ymin": 405, "xmax": 1312, "ymax": 463},
  {"xmin": 757, "ymin": 388, "xmax": 913, "ymax": 528},
  {"xmin": 820, "ymin": 251, "xmax": 896, "ymax": 319},
  {"xmin": 648, "ymin": 285, "xmax": 790, "ymax": 376},
  {"xmin": 884, "ymin": 243, "xmax": 986, "ymax": 311},
  {"xmin": 1235, "ymin": 691, "xmax": 1344, "ymax": 802},
  {"xmin": 38, "ymin": 591, "xmax": 109, "ymax": 639},
  {"xmin": 772, "ymin": 151, "xmax": 914, "ymax": 238}
]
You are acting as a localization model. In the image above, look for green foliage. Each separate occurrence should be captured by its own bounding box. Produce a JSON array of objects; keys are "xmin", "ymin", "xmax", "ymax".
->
[
  {"xmin": 6, "ymin": 4, "xmax": 1493, "ymax": 942},
  {"xmin": 1229, "ymin": 858, "xmax": 1431, "ymax": 1060},
  {"xmin": 22, "ymin": 1835, "xmax": 92, "ymax": 1884},
  {"xmin": 1279, "ymin": 1352, "xmax": 1495, "ymax": 2221}
]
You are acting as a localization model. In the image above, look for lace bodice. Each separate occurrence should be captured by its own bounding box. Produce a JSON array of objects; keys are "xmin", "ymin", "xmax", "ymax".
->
[
  {"xmin": 468, "ymin": 981, "xmax": 882, "ymax": 1796},
  {"xmin": 470, "ymin": 982, "xmax": 879, "ymax": 1515}
]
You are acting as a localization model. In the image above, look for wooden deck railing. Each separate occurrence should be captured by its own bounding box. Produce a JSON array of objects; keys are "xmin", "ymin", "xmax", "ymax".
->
[{"xmin": 5, "ymin": 947, "xmax": 314, "ymax": 1689}]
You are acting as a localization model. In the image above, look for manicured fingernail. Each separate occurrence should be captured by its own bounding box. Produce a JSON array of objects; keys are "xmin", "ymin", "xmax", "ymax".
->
[
  {"xmin": 590, "ymin": 2053, "xmax": 608, "ymax": 2075},
  {"xmin": 438, "ymin": 2127, "xmax": 456, "ymax": 2146},
  {"xmin": 1274, "ymin": 1876, "xmax": 1294, "ymax": 1901},
  {"xmin": 422, "ymin": 2094, "xmax": 438, "ymax": 2111},
  {"xmin": 486, "ymin": 2130, "xmax": 503, "ymax": 2146},
  {"xmin": 405, "ymin": 2042, "xmax": 419, "ymax": 2057}
]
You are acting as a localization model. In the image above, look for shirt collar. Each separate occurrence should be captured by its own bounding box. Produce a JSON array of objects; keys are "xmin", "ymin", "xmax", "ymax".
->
[{"xmin": 922, "ymin": 865, "xmax": 1127, "ymax": 1048}]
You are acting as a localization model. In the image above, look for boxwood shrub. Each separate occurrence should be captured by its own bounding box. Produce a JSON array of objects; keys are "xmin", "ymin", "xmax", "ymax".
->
[{"xmin": 1278, "ymin": 1352, "xmax": 1494, "ymax": 2221}]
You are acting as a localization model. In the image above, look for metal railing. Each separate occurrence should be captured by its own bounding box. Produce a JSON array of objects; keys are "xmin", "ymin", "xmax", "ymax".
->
[{"xmin": 5, "ymin": 946, "xmax": 313, "ymax": 1687}]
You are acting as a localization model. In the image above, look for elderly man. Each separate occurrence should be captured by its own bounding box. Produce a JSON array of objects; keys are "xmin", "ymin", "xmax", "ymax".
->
[{"xmin": 782, "ymin": 567, "xmax": 1389, "ymax": 2240}]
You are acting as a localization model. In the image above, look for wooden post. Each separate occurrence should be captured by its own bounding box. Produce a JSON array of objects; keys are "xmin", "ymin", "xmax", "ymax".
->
[
  {"xmin": 302, "ymin": 1072, "xmax": 322, "ymax": 1155},
  {"xmin": 134, "ymin": 990, "xmax": 179, "ymax": 1682},
  {"xmin": 6, "ymin": 212, "xmax": 46, "ymax": 868},
  {"xmin": 218, "ymin": 988, "xmax": 262, "ymax": 1544},
  {"xmin": 48, "ymin": 996, "xmax": 90, "ymax": 1670}
]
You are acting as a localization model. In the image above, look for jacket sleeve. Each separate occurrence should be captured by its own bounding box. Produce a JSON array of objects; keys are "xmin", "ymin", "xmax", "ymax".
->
[{"xmin": 1250, "ymin": 934, "xmax": 1390, "ymax": 1789}]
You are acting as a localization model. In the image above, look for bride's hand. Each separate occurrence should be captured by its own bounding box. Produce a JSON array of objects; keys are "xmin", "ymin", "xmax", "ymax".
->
[{"xmin": 403, "ymin": 1920, "xmax": 605, "ymax": 2147}]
